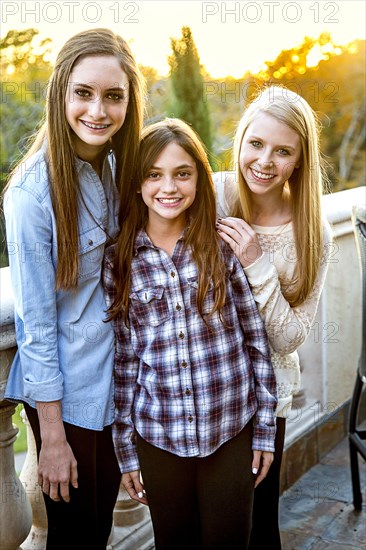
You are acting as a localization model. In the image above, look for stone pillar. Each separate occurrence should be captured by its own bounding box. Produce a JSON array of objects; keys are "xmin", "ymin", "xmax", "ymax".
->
[
  {"xmin": 107, "ymin": 483, "xmax": 154, "ymax": 550},
  {"xmin": 18, "ymin": 409, "xmax": 47, "ymax": 550},
  {"xmin": 1, "ymin": 266, "xmax": 32, "ymax": 550},
  {"xmin": 0, "ymin": 350, "xmax": 32, "ymax": 550}
]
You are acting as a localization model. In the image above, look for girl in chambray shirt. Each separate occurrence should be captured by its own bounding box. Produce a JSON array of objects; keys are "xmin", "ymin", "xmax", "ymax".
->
[
  {"xmin": 104, "ymin": 118, "xmax": 277, "ymax": 549},
  {"xmin": 3, "ymin": 28, "xmax": 145, "ymax": 549}
]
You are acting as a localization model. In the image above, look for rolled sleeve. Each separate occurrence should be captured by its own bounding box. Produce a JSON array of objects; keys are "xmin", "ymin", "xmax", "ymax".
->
[{"xmin": 4, "ymin": 186, "xmax": 63, "ymax": 402}]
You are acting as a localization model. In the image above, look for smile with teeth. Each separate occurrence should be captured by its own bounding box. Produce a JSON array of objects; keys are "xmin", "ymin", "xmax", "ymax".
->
[
  {"xmin": 157, "ymin": 198, "xmax": 181, "ymax": 204},
  {"xmin": 251, "ymin": 168, "xmax": 275, "ymax": 180},
  {"xmin": 81, "ymin": 120, "xmax": 110, "ymax": 129}
]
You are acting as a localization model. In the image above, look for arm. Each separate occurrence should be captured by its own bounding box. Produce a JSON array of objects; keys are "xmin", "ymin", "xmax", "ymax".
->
[
  {"xmin": 230, "ymin": 259, "xmax": 277, "ymax": 485},
  {"xmin": 37, "ymin": 401, "xmax": 78, "ymax": 502},
  {"xmin": 103, "ymin": 250, "xmax": 146, "ymax": 503},
  {"xmin": 230, "ymin": 259, "xmax": 277, "ymax": 452},
  {"xmin": 4, "ymin": 186, "xmax": 77, "ymax": 501},
  {"xmin": 218, "ymin": 217, "xmax": 333, "ymax": 354}
]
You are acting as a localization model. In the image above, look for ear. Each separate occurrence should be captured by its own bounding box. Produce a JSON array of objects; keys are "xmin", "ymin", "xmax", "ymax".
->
[{"xmin": 136, "ymin": 189, "xmax": 141, "ymax": 194}]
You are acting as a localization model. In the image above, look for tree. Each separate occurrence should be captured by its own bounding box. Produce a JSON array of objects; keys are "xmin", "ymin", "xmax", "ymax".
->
[
  {"xmin": 0, "ymin": 29, "xmax": 52, "ymax": 266},
  {"xmin": 168, "ymin": 26, "xmax": 213, "ymax": 157},
  {"xmin": 243, "ymin": 35, "xmax": 365, "ymax": 190}
]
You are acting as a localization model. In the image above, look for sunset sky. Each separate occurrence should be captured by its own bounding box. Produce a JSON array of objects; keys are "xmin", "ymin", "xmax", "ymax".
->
[{"xmin": 1, "ymin": 0, "xmax": 365, "ymax": 77}]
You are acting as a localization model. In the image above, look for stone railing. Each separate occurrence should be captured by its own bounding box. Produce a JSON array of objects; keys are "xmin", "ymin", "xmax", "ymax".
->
[
  {"xmin": 284, "ymin": 186, "xmax": 365, "ymax": 448},
  {"xmin": 0, "ymin": 186, "xmax": 365, "ymax": 549}
]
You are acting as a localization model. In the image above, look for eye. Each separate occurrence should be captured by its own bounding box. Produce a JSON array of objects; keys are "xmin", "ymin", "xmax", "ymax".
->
[
  {"xmin": 106, "ymin": 92, "xmax": 126, "ymax": 102},
  {"xmin": 146, "ymin": 171, "xmax": 160, "ymax": 179},
  {"xmin": 74, "ymin": 88, "xmax": 92, "ymax": 99},
  {"xmin": 249, "ymin": 140, "xmax": 262, "ymax": 148},
  {"xmin": 277, "ymin": 148, "xmax": 290, "ymax": 156},
  {"xmin": 177, "ymin": 171, "xmax": 190, "ymax": 178}
]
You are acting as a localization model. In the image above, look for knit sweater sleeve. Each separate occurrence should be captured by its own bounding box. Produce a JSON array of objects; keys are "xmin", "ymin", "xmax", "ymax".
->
[{"xmin": 244, "ymin": 219, "xmax": 333, "ymax": 354}]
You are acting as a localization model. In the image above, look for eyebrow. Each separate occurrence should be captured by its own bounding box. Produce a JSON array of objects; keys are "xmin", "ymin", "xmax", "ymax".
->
[
  {"xmin": 70, "ymin": 82, "xmax": 127, "ymax": 91},
  {"xmin": 149, "ymin": 163, "xmax": 194, "ymax": 170},
  {"xmin": 247, "ymin": 134, "xmax": 296, "ymax": 152}
]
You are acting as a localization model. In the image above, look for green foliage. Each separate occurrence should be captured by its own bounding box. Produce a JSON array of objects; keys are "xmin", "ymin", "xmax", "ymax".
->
[
  {"xmin": 12, "ymin": 404, "xmax": 27, "ymax": 454},
  {"xmin": 168, "ymin": 27, "xmax": 213, "ymax": 156},
  {"xmin": 1, "ymin": 29, "xmax": 51, "ymax": 267}
]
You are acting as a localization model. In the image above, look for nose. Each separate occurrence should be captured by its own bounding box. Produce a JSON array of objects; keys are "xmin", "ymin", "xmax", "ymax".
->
[
  {"xmin": 88, "ymin": 96, "xmax": 106, "ymax": 119},
  {"xmin": 258, "ymin": 148, "xmax": 273, "ymax": 168},
  {"xmin": 161, "ymin": 176, "xmax": 178, "ymax": 193}
]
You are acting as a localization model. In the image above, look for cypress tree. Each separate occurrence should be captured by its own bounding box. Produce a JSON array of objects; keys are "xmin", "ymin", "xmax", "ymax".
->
[{"xmin": 168, "ymin": 26, "xmax": 212, "ymax": 155}]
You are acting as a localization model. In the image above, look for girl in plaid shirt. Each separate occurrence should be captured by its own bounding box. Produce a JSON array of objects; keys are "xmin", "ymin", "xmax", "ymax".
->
[{"xmin": 104, "ymin": 118, "xmax": 277, "ymax": 549}]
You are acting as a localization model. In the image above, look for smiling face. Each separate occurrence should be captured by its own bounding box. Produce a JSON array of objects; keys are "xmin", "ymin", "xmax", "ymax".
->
[
  {"xmin": 141, "ymin": 142, "xmax": 198, "ymax": 233},
  {"xmin": 239, "ymin": 112, "xmax": 302, "ymax": 198},
  {"xmin": 65, "ymin": 55, "xmax": 129, "ymax": 162}
]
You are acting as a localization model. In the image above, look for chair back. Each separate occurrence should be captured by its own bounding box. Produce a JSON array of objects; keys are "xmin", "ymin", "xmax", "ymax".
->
[{"xmin": 351, "ymin": 205, "xmax": 366, "ymax": 378}]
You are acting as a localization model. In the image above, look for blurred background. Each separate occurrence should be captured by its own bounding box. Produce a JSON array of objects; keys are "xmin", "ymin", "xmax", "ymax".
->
[{"xmin": 1, "ymin": 0, "xmax": 365, "ymax": 268}]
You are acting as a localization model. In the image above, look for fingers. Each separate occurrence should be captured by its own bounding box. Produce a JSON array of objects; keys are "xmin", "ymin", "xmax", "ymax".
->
[
  {"xmin": 49, "ymin": 482, "xmax": 63, "ymax": 502},
  {"xmin": 252, "ymin": 451, "xmax": 274, "ymax": 488},
  {"xmin": 252, "ymin": 450, "xmax": 261, "ymax": 474},
  {"xmin": 122, "ymin": 471, "xmax": 148, "ymax": 505},
  {"xmin": 70, "ymin": 461, "xmax": 79, "ymax": 489},
  {"xmin": 216, "ymin": 217, "xmax": 262, "ymax": 267},
  {"xmin": 217, "ymin": 217, "xmax": 252, "ymax": 234},
  {"xmin": 59, "ymin": 481, "xmax": 71, "ymax": 502},
  {"xmin": 38, "ymin": 461, "xmax": 78, "ymax": 503}
]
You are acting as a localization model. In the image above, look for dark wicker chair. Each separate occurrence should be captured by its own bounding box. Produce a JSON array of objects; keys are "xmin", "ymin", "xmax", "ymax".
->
[{"xmin": 349, "ymin": 204, "xmax": 366, "ymax": 510}]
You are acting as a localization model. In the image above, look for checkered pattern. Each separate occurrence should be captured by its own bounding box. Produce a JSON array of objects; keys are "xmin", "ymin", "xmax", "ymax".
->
[{"xmin": 104, "ymin": 230, "xmax": 277, "ymax": 473}]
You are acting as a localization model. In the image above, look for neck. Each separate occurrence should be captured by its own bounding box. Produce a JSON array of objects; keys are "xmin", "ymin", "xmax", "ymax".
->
[
  {"xmin": 146, "ymin": 217, "xmax": 186, "ymax": 256},
  {"xmin": 250, "ymin": 187, "xmax": 292, "ymax": 226},
  {"xmin": 74, "ymin": 140, "xmax": 109, "ymax": 177}
]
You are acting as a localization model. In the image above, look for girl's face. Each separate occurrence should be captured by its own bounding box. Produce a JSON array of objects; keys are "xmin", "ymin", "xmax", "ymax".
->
[
  {"xmin": 66, "ymin": 55, "xmax": 129, "ymax": 161},
  {"xmin": 239, "ymin": 112, "xmax": 301, "ymax": 197},
  {"xmin": 141, "ymin": 142, "xmax": 198, "ymax": 230}
]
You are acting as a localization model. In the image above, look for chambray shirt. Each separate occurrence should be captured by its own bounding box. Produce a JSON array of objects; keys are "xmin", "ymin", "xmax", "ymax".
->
[
  {"xmin": 104, "ymin": 230, "xmax": 277, "ymax": 473},
  {"xmin": 4, "ymin": 147, "xmax": 119, "ymax": 430}
]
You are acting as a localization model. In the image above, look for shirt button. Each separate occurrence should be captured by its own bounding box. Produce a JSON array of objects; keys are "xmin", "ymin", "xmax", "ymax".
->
[
  {"xmin": 170, "ymin": 271, "xmax": 175, "ymax": 278},
  {"xmin": 185, "ymin": 389, "xmax": 191, "ymax": 396},
  {"xmin": 179, "ymin": 331, "xmax": 184, "ymax": 339},
  {"xmin": 176, "ymin": 304, "xmax": 182, "ymax": 311},
  {"xmin": 181, "ymin": 361, "xmax": 187, "ymax": 368},
  {"xmin": 88, "ymin": 239, "xmax": 93, "ymax": 246},
  {"xmin": 188, "ymin": 415, "xmax": 193, "ymax": 423}
]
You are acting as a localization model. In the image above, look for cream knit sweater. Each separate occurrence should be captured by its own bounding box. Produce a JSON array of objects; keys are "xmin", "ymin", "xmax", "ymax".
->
[{"xmin": 213, "ymin": 172, "xmax": 333, "ymax": 417}]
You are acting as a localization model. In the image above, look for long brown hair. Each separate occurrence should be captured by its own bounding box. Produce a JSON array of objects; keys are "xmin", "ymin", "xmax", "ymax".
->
[
  {"xmin": 231, "ymin": 85, "xmax": 328, "ymax": 307},
  {"xmin": 4, "ymin": 28, "xmax": 145, "ymax": 290},
  {"xmin": 108, "ymin": 118, "xmax": 227, "ymax": 324}
]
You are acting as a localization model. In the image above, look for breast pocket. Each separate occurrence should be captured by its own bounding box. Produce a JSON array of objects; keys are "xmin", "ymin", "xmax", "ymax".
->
[
  {"xmin": 78, "ymin": 226, "xmax": 106, "ymax": 280},
  {"xmin": 130, "ymin": 286, "xmax": 171, "ymax": 327},
  {"xmin": 187, "ymin": 276, "xmax": 215, "ymax": 315}
]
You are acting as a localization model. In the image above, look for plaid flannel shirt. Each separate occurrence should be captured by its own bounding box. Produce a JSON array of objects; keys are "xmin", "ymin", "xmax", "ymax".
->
[{"xmin": 104, "ymin": 229, "xmax": 277, "ymax": 473}]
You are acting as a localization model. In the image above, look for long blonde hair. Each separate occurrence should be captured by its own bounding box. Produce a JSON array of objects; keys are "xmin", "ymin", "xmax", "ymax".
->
[
  {"xmin": 107, "ymin": 118, "xmax": 227, "ymax": 325},
  {"xmin": 231, "ymin": 85, "xmax": 328, "ymax": 307},
  {"xmin": 4, "ymin": 28, "xmax": 145, "ymax": 290}
]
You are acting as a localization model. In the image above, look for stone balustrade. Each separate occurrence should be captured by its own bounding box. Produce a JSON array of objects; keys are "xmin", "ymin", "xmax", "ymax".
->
[{"xmin": 0, "ymin": 185, "xmax": 365, "ymax": 549}]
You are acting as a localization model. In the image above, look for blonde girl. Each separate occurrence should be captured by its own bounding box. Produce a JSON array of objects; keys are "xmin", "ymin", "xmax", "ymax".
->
[
  {"xmin": 215, "ymin": 85, "xmax": 333, "ymax": 549},
  {"xmin": 3, "ymin": 28, "xmax": 145, "ymax": 549}
]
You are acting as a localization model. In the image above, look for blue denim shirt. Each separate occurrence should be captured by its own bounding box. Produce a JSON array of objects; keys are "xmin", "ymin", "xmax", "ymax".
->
[{"xmin": 4, "ymin": 147, "xmax": 119, "ymax": 430}]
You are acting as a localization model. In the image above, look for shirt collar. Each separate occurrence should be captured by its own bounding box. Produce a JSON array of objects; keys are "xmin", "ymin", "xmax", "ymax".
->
[
  {"xmin": 74, "ymin": 150, "xmax": 113, "ymax": 175},
  {"xmin": 133, "ymin": 227, "xmax": 188, "ymax": 255}
]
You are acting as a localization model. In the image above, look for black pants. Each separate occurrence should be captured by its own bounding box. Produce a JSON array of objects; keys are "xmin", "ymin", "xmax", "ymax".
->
[
  {"xmin": 25, "ymin": 403, "xmax": 121, "ymax": 550},
  {"xmin": 249, "ymin": 417, "xmax": 286, "ymax": 550},
  {"xmin": 136, "ymin": 422, "xmax": 255, "ymax": 550}
]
